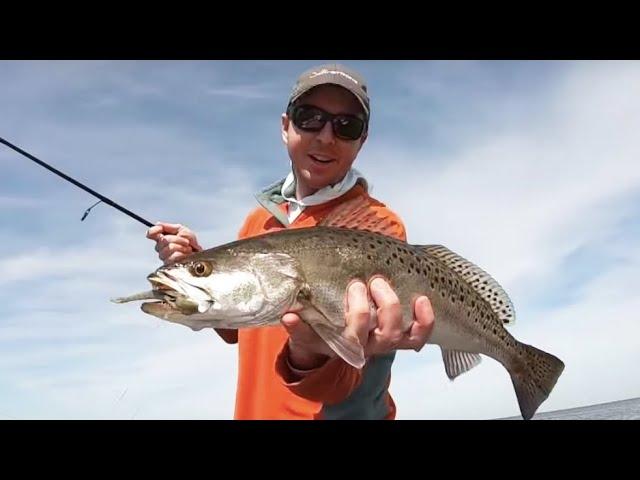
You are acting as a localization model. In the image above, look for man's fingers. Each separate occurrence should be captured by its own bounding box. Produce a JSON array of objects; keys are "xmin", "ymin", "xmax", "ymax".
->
[
  {"xmin": 160, "ymin": 244, "xmax": 192, "ymax": 261},
  {"xmin": 157, "ymin": 235, "xmax": 191, "ymax": 249},
  {"xmin": 177, "ymin": 228, "xmax": 203, "ymax": 251},
  {"xmin": 147, "ymin": 223, "xmax": 202, "ymax": 261},
  {"xmin": 369, "ymin": 277, "xmax": 404, "ymax": 345},
  {"xmin": 164, "ymin": 251, "xmax": 189, "ymax": 265},
  {"xmin": 281, "ymin": 313, "xmax": 332, "ymax": 356},
  {"xmin": 146, "ymin": 225, "xmax": 164, "ymax": 240},
  {"xmin": 345, "ymin": 281, "xmax": 371, "ymax": 347},
  {"xmin": 397, "ymin": 296, "xmax": 435, "ymax": 352},
  {"xmin": 281, "ymin": 313, "xmax": 303, "ymax": 332},
  {"xmin": 154, "ymin": 222, "xmax": 184, "ymax": 234}
]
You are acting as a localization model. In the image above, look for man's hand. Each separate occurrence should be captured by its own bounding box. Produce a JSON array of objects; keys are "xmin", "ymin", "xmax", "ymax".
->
[
  {"xmin": 366, "ymin": 277, "xmax": 434, "ymax": 355},
  {"xmin": 281, "ymin": 278, "xmax": 435, "ymax": 371},
  {"xmin": 146, "ymin": 222, "xmax": 203, "ymax": 265}
]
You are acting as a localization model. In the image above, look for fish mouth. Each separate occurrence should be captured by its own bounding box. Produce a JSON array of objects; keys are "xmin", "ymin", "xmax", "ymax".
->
[
  {"xmin": 147, "ymin": 270, "xmax": 180, "ymax": 296},
  {"xmin": 111, "ymin": 270, "xmax": 212, "ymax": 316},
  {"xmin": 147, "ymin": 270, "xmax": 213, "ymax": 315},
  {"xmin": 145, "ymin": 272, "xmax": 191, "ymax": 313}
]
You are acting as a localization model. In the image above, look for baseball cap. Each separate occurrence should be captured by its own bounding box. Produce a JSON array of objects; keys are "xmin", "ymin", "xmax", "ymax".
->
[{"xmin": 287, "ymin": 63, "xmax": 370, "ymax": 122}]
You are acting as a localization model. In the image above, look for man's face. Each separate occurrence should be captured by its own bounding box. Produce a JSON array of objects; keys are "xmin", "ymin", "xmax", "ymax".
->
[{"xmin": 281, "ymin": 84, "xmax": 368, "ymax": 197}]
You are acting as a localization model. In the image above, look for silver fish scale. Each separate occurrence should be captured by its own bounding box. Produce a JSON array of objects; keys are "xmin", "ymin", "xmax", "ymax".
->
[{"xmin": 231, "ymin": 227, "xmax": 513, "ymax": 340}]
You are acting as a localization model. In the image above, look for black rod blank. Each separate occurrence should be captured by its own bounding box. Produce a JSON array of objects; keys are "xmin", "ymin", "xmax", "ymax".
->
[{"xmin": 0, "ymin": 136, "xmax": 154, "ymax": 228}]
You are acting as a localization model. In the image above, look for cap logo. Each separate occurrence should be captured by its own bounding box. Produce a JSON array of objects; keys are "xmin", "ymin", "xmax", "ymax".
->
[{"xmin": 309, "ymin": 68, "xmax": 359, "ymax": 86}]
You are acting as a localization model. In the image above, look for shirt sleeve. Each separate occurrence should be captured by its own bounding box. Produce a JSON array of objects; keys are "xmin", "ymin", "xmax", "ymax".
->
[{"xmin": 275, "ymin": 342, "xmax": 364, "ymax": 405}]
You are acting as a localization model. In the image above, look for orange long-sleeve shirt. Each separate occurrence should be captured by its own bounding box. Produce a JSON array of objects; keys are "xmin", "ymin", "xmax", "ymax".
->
[{"xmin": 224, "ymin": 182, "xmax": 406, "ymax": 419}]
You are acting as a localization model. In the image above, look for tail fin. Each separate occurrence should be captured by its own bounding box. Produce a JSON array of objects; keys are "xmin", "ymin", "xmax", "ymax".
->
[{"xmin": 509, "ymin": 343, "xmax": 565, "ymax": 420}]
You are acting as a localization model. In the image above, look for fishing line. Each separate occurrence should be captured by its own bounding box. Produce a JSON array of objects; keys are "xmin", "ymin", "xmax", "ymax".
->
[{"xmin": 1, "ymin": 136, "xmax": 154, "ymax": 228}]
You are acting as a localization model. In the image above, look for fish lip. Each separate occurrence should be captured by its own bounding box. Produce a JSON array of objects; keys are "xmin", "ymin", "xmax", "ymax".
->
[
  {"xmin": 146, "ymin": 270, "xmax": 214, "ymax": 311},
  {"xmin": 144, "ymin": 271, "xmax": 183, "ymax": 308},
  {"xmin": 147, "ymin": 270, "xmax": 178, "ymax": 292}
]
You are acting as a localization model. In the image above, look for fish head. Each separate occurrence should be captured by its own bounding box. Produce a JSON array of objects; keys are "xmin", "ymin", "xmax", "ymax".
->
[
  {"xmin": 144, "ymin": 259, "xmax": 265, "ymax": 321},
  {"xmin": 113, "ymin": 251, "xmax": 304, "ymax": 331}
]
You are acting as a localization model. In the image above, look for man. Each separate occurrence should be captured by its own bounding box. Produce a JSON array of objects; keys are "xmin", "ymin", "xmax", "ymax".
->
[{"xmin": 147, "ymin": 63, "xmax": 435, "ymax": 419}]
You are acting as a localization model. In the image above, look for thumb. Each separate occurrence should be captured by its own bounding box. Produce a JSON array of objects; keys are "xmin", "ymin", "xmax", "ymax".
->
[{"xmin": 281, "ymin": 312, "xmax": 302, "ymax": 334}]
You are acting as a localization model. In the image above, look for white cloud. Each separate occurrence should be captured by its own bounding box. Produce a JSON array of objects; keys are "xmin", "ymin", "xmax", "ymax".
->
[
  {"xmin": 206, "ymin": 84, "xmax": 279, "ymax": 100},
  {"xmin": 0, "ymin": 195, "xmax": 44, "ymax": 209}
]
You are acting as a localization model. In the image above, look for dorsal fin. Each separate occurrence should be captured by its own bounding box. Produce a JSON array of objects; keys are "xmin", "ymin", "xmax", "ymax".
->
[
  {"xmin": 419, "ymin": 244, "xmax": 516, "ymax": 325},
  {"xmin": 319, "ymin": 195, "xmax": 401, "ymax": 237}
]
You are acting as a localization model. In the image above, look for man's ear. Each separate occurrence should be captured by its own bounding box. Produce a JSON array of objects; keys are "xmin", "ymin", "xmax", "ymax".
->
[{"xmin": 281, "ymin": 113, "xmax": 290, "ymax": 145}]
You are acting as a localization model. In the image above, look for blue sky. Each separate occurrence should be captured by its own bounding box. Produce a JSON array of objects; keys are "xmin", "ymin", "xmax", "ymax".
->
[{"xmin": 1, "ymin": 60, "xmax": 638, "ymax": 419}]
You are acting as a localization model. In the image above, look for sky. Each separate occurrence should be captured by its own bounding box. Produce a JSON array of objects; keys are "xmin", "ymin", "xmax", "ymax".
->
[{"xmin": 0, "ymin": 60, "xmax": 638, "ymax": 420}]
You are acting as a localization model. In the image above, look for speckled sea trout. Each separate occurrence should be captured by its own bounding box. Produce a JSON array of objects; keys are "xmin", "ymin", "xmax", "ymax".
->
[{"xmin": 113, "ymin": 196, "xmax": 564, "ymax": 419}]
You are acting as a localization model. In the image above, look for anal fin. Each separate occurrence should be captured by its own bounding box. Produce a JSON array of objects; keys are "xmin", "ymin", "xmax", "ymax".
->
[{"xmin": 441, "ymin": 348, "xmax": 482, "ymax": 380}]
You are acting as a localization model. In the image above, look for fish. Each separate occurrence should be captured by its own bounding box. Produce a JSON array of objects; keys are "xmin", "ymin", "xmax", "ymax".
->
[{"xmin": 112, "ymin": 196, "xmax": 565, "ymax": 420}]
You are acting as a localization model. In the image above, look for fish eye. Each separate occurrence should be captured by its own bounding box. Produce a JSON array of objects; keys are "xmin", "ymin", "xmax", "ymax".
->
[{"xmin": 190, "ymin": 261, "xmax": 213, "ymax": 277}]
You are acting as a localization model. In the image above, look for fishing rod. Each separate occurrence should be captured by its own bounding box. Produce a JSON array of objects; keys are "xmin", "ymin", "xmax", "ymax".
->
[{"xmin": 0, "ymin": 136, "xmax": 154, "ymax": 228}]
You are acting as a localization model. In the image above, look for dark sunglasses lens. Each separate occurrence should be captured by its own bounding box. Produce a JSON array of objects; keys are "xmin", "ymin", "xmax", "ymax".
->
[
  {"xmin": 293, "ymin": 106, "xmax": 326, "ymax": 131},
  {"xmin": 333, "ymin": 116, "xmax": 365, "ymax": 140},
  {"xmin": 292, "ymin": 105, "xmax": 365, "ymax": 140}
]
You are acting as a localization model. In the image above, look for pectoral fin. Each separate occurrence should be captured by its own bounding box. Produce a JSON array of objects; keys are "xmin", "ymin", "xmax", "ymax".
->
[{"xmin": 311, "ymin": 323, "xmax": 366, "ymax": 369}]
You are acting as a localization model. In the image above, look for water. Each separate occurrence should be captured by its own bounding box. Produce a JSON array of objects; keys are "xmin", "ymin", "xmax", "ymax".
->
[{"xmin": 499, "ymin": 397, "xmax": 640, "ymax": 420}]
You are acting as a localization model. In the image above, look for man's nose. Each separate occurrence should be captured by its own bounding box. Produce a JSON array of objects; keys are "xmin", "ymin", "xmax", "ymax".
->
[{"xmin": 315, "ymin": 120, "xmax": 335, "ymax": 144}]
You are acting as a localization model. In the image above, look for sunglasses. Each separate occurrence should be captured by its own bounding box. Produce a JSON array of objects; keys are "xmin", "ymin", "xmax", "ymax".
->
[{"xmin": 288, "ymin": 104, "xmax": 367, "ymax": 141}]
